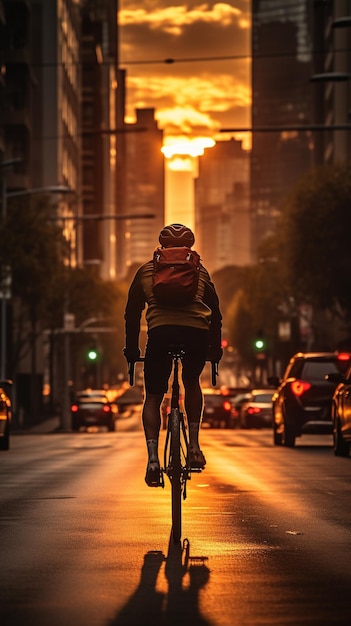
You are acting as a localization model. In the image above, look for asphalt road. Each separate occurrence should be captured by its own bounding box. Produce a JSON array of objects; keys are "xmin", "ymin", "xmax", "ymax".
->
[{"xmin": 1, "ymin": 417, "xmax": 351, "ymax": 626}]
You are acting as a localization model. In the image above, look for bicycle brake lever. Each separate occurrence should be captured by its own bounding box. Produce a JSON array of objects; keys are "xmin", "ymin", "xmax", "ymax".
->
[{"xmin": 211, "ymin": 361, "xmax": 218, "ymax": 387}]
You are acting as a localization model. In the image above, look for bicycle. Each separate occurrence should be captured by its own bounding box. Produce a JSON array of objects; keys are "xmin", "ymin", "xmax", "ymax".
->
[{"xmin": 129, "ymin": 347, "xmax": 218, "ymax": 544}]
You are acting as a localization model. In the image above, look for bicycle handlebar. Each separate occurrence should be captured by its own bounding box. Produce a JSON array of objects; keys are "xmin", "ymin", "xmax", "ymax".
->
[{"xmin": 128, "ymin": 358, "xmax": 218, "ymax": 387}]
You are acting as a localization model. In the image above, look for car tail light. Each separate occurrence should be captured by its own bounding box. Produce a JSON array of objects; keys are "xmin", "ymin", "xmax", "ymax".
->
[
  {"xmin": 290, "ymin": 380, "xmax": 311, "ymax": 396},
  {"xmin": 337, "ymin": 352, "xmax": 351, "ymax": 361},
  {"xmin": 71, "ymin": 404, "xmax": 79, "ymax": 412},
  {"xmin": 103, "ymin": 405, "xmax": 111, "ymax": 413},
  {"xmin": 223, "ymin": 400, "xmax": 232, "ymax": 412},
  {"xmin": 247, "ymin": 406, "xmax": 262, "ymax": 414}
]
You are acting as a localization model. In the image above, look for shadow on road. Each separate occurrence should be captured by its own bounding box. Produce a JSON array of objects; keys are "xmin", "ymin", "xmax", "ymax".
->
[{"xmin": 108, "ymin": 536, "xmax": 212, "ymax": 626}]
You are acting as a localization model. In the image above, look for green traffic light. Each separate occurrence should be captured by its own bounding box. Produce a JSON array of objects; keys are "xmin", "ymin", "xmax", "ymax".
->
[
  {"xmin": 255, "ymin": 339, "xmax": 265, "ymax": 350},
  {"xmin": 87, "ymin": 348, "xmax": 98, "ymax": 361}
]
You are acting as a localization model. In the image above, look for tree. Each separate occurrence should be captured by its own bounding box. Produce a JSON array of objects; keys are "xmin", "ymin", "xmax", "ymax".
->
[
  {"xmin": 0, "ymin": 194, "xmax": 68, "ymax": 377},
  {"xmin": 278, "ymin": 164, "xmax": 351, "ymax": 322}
]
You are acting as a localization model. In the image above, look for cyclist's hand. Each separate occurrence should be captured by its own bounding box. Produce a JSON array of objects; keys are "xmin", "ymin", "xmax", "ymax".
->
[
  {"xmin": 206, "ymin": 345, "xmax": 223, "ymax": 363},
  {"xmin": 123, "ymin": 346, "xmax": 141, "ymax": 363}
]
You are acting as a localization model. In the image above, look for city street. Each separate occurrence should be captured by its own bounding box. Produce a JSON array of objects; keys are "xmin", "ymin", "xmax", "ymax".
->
[{"xmin": 1, "ymin": 416, "xmax": 351, "ymax": 625}]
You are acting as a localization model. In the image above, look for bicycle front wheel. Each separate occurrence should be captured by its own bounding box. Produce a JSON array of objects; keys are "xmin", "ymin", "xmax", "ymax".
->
[{"xmin": 169, "ymin": 408, "xmax": 182, "ymax": 543}]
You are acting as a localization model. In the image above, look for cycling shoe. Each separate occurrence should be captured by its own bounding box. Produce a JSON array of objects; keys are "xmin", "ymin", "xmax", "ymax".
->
[
  {"xmin": 145, "ymin": 460, "xmax": 163, "ymax": 487},
  {"xmin": 189, "ymin": 447, "xmax": 206, "ymax": 469}
]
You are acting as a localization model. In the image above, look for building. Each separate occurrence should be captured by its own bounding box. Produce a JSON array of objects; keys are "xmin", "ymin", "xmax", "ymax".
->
[
  {"xmin": 80, "ymin": 0, "xmax": 120, "ymax": 280},
  {"xmin": 311, "ymin": 0, "xmax": 351, "ymax": 166},
  {"xmin": 0, "ymin": 0, "xmax": 82, "ymax": 415},
  {"xmin": 195, "ymin": 138, "xmax": 250, "ymax": 274},
  {"xmin": 117, "ymin": 107, "xmax": 165, "ymax": 276},
  {"xmin": 1, "ymin": 0, "xmax": 36, "ymax": 191},
  {"xmin": 31, "ymin": 0, "xmax": 81, "ymax": 263},
  {"xmin": 251, "ymin": 0, "xmax": 314, "ymax": 257}
]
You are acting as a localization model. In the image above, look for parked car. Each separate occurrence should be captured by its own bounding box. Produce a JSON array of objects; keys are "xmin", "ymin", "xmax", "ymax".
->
[
  {"xmin": 268, "ymin": 351, "xmax": 351, "ymax": 447},
  {"xmin": 327, "ymin": 365, "xmax": 351, "ymax": 457},
  {"xmin": 0, "ymin": 380, "xmax": 12, "ymax": 451},
  {"xmin": 71, "ymin": 395, "xmax": 118, "ymax": 432},
  {"xmin": 240, "ymin": 389, "xmax": 274, "ymax": 428},
  {"xmin": 201, "ymin": 389, "xmax": 234, "ymax": 428}
]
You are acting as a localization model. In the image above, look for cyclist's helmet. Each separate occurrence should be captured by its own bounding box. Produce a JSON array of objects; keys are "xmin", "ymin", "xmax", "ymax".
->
[{"xmin": 159, "ymin": 223, "xmax": 195, "ymax": 248}]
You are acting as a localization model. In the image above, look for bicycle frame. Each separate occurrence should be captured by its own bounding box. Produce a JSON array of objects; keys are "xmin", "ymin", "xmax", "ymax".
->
[{"xmin": 163, "ymin": 347, "xmax": 191, "ymax": 543}]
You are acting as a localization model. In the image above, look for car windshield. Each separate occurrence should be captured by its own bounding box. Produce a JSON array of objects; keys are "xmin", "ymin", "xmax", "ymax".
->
[
  {"xmin": 252, "ymin": 393, "xmax": 273, "ymax": 402},
  {"xmin": 78, "ymin": 400, "xmax": 107, "ymax": 407},
  {"xmin": 301, "ymin": 361, "xmax": 340, "ymax": 380}
]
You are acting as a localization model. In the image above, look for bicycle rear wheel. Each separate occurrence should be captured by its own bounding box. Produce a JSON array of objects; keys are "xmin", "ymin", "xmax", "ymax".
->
[{"xmin": 169, "ymin": 408, "xmax": 182, "ymax": 543}]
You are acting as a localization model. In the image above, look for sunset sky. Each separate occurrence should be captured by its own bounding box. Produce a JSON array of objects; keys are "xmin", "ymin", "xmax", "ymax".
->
[
  {"xmin": 119, "ymin": 1, "xmax": 251, "ymax": 151},
  {"xmin": 118, "ymin": 1, "xmax": 251, "ymax": 224}
]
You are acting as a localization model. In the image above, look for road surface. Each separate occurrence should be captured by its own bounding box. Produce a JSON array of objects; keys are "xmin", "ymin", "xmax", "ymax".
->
[{"xmin": 1, "ymin": 418, "xmax": 350, "ymax": 625}]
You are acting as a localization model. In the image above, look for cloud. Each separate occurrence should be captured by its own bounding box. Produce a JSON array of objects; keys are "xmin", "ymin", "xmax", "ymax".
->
[
  {"xmin": 119, "ymin": 1, "xmax": 251, "ymax": 141},
  {"xmin": 125, "ymin": 71, "xmax": 250, "ymax": 131},
  {"xmin": 120, "ymin": 3, "xmax": 243, "ymax": 35}
]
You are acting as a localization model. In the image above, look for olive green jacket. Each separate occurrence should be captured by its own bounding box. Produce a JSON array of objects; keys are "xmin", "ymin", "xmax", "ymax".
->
[{"xmin": 124, "ymin": 258, "xmax": 222, "ymax": 352}]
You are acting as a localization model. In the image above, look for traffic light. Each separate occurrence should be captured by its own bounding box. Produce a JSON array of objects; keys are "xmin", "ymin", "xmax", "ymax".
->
[
  {"xmin": 254, "ymin": 338, "xmax": 265, "ymax": 351},
  {"xmin": 87, "ymin": 346, "xmax": 98, "ymax": 362},
  {"xmin": 254, "ymin": 330, "xmax": 266, "ymax": 359}
]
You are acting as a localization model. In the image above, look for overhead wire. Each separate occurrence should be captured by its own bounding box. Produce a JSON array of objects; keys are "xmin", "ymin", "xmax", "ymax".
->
[{"xmin": 14, "ymin": 46, "xmax": 350, "ymax": 68}]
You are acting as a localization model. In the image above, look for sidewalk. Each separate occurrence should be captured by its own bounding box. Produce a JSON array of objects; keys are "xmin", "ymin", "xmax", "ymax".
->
[{"xmin": 12, "ymin": 415, "xmax": 61, "ymax": 434}]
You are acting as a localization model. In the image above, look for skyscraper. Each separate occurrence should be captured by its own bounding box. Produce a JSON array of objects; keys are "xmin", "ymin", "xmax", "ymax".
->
[
  {"xmin": 251, "ymin": 0, "xmax": 314, "ymax": 256},
  {"xmin": 195, "ymin": 138, "xmax": 250, "ymax": 273}
]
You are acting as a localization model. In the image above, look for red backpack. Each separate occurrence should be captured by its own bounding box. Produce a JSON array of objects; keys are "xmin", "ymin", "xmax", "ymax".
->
[{"xmin": 152, "ymin": 246, "xmax": 201, "ymax": 306}]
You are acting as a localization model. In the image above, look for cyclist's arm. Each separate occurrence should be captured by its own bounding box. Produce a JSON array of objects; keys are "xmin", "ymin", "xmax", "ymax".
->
[
  {"xmin": 202, "ymin": 270, "xmax": 223, "ymax": 361},
  {"xmin": 124, "ymin": 267, "xmax": 147, "ymax": 353}
]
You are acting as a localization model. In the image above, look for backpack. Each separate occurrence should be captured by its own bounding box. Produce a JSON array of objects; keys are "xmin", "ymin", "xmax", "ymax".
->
[{"xmin": 152, "ymin": 246, "xmax": 201, "ymax": 306}]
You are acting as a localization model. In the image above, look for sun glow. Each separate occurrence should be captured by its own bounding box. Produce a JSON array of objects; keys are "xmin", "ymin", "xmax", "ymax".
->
[{"xmin": 161, "ymin": 136, "xmax": 216, "ymax": 159}]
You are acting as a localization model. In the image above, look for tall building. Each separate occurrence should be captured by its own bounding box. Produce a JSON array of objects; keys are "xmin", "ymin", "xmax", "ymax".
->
[
  {"xmin": 80, "ymin": 0, "xmax": 120, "ymax": 279},
  {"xmin": 0, "ymin": 0, "xmax": 82, "ymax": 406},
  {"xmin": 311, "ymin": 0, "xmax": 351, "ymax": 166},
  {"xmin": 30, "ymin": 0, "xmax": 81, "ymax": 264},
  {"xmin": 251, "ymin": 0, "xmax": 314, "ymax": 257},
  {"xmin": 117, "ymin": 107, "xmax": 165, "ymax": 276},
  {"xmin": 195, "ymin": 138, "xmax": 250, "ymax": 274},
  {"xmin": 1, "ymin": 0, "xmax": 36, "ymax": 191}
]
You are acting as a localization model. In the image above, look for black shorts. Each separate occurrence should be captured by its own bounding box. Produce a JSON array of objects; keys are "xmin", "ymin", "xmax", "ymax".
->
[{"xmin": 144, "ymin": 325, "xmax": 209, "ymax": 395}]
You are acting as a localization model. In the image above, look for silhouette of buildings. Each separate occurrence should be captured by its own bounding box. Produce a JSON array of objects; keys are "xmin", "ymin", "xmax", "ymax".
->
[
  {"xmin": 250, "ymin": 0, "xmax": 351, "ymax": 258},
  {"xmin": 195, "ymin": 138, "xmax": 250, "ymax": 273},
  {"xmin": 0, "ymin": 0, "xmax": 165, "ymax": 280},
  {"xmin": 80, "ymin": 0, "xmax": 119, "ymax": 279},
  {"xmin": 117, "ymin": 107, "xmax": 165, "ymax": 278},
  {"xmin": 251, "ymin": 0, "xmax": 314, "ymax": 257}
]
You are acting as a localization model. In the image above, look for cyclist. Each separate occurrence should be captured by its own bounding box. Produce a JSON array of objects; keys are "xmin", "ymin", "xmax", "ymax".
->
[{"xmin": 123, "ymin": 224, "xmax": 223, "ymax": 487}]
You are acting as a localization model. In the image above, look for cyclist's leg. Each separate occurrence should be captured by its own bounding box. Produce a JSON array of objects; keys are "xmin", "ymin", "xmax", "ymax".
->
[
  {"xmin": 143, "ymin": 328, "xmax": 173, "ymax": 486},
  {"xmin": 181, "ymin": 328, "xmax": 208, "ymax": 468},
  {"xmin": 182, "ymin": 377, "xmax": 206, "ymax": 468},
  {"xmin": 142, "ymin": 392, "xmax": 163, "ymax": 440},
  {"xmin": 143, "ymin": 392, "xmax": 163, "ymax": 486}
]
